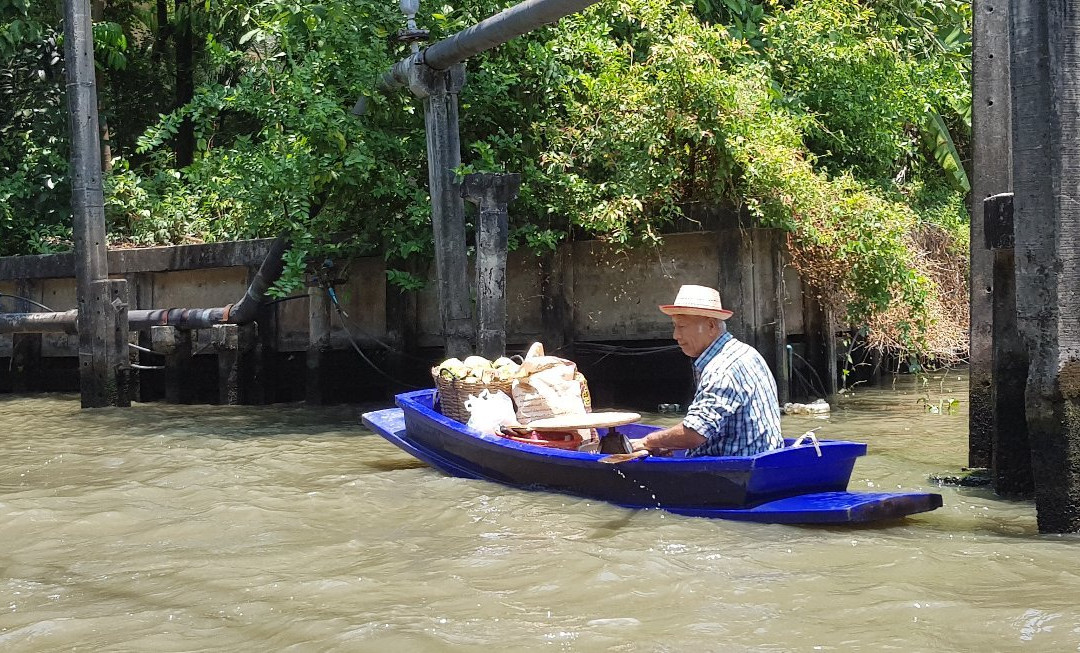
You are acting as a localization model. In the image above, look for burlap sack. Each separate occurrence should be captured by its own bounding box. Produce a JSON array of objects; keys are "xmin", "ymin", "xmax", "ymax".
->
[{"xmin": 512, "ymin": 355, "xmax": 587, "ymax": 424}]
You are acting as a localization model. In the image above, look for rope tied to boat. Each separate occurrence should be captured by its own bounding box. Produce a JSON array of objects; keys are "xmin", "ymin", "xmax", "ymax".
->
[{"xmin": 792, "ymin": 428, "xmax": 823, "ymax": 457}]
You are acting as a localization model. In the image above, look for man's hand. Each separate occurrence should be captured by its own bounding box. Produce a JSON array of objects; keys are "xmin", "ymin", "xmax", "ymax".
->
[{"xmin": 630, "ymin": 438, "xmax": 650, "ymax": 452}]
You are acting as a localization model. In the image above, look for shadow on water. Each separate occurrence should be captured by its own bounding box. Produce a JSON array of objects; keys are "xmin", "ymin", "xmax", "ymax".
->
[
  {"xmin": 360, "ymin": 457, "xmax": 432, "ymax": 472},
  {"xmin": 36, "ymin": 397, "xmax": 390, "ymax": 441}
]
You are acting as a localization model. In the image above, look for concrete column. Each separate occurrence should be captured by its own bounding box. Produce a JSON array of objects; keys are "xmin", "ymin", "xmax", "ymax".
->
[
  {"xmin": 65, "ymin": 0, "xmax": 125, "ymax": 407},
  {"xmin": 970, "ymin": 0, "xmax": 1013, "ymax": 468},
  {"xmin": 462, "ymin": 172, "xmax": 520, "ymax": 360},
  {"xmin": 409, "ymin": 63, "xmax": 472, "ymax": 359},
  {"xmin": 78, "ymin": 279, "xmax": 131, "ymax": 407},
  {"xmin": 984, "ymin": 193, "xmax": 1032, "ymax": 496},
  {"xmin": 1010, "ymin": 0, "xmax": 1080, "ymax": 532}
]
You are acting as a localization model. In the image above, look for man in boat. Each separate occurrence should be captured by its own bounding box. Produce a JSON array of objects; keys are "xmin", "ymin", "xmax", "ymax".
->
[{"xmin": 629, "ymin": 284, "xmax": 784, "ymax": 457}]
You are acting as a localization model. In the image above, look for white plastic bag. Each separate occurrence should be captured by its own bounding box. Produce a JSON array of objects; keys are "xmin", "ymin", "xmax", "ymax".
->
[{"xmin": 464, "ymin": 389, "xmax": 518, "ymax": 434}]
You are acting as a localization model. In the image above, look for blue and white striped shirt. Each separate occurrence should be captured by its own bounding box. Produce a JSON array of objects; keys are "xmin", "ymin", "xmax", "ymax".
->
[{"xmin": 682, "ymin": 332, "xmax": 784, "ymax": 457}]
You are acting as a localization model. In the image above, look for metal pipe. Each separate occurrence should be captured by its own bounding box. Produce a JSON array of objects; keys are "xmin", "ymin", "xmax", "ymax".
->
[
  {"xmin": 0, "ymin": 237, "xmax": 289, "ymax": 335},
  {"xmin": 381, "ymin": 0, "xmax": 600, "ymax": 89},
  {"xmin": 226, "ymin": 236, "xmax": 289, "ymax": 324},
  {"xmin": 128, "ymin": 307, "xmax": 229, "ymax": 330},
  {"xmin": 423, "ymin": 0, "xmax": 599, "ymax": 70},
  {"xmin": 0, "ymin": 311, "xmax": 79, "ymax": 334}
]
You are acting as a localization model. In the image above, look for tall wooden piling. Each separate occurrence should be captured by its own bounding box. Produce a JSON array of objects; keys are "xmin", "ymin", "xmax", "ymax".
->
[
  {"xmin": 970, "ymin": 0, "xmax": 1013, "ymax": 468},
  {"xmin": 306, "ymin": 284, "xmax": 332, "ymax": 405},
  {"xmin": 984, "ymin": 193, "xmax": 1032, "ymax": 496},
  {"xmin": 213, "ymin": 324, "xmax": 241, "ymax": 405},
  {"xmin": 462, "ymin": 172, "xmax": 520, "ymax": 360},
  {"xmin": 1010, "ymin": 0, "xmax": 1080, "ymax": 532},
  {"xmin": 63, "ymin": 0, "xmax": 130, "ymax": 407},
  {"xmin": 540, "ymin": 244, "xmax": 574, "ymax": 358},
  {"xmin": 410, "ymin": 64, "xmax": 473, "ymax": 359},
  {"xmin": 799, "ymin": 293, "xmax": 838, "ymax": 399}
]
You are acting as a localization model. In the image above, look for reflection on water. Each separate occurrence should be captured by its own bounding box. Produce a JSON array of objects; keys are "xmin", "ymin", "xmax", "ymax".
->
[{"xmin": 2, "ymin": 371, "xmax": 1079, "ymax": 651}]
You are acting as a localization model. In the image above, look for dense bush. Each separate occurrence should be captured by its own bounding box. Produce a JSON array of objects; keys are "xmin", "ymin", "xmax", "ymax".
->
[{"xmin": 0, "ymin": 0, "xmax": 971, "ymax": 359}]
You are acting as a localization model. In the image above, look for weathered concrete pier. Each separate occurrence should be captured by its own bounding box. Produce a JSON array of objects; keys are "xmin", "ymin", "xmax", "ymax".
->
[{"xmin": 971, "ymin": 0, "xmax": 1080, "ymax": 532}]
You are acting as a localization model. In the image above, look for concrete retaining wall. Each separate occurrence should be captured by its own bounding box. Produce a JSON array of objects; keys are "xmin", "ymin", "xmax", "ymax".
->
[{"xmin": 0, "ymin": 230, "xmax": 829, "ymax": 404}]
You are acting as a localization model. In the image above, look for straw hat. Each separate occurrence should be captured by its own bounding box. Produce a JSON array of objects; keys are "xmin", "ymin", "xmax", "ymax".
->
[{"xmin": 658, "ymin": 285, "xmax": 733, "ymax": 320}]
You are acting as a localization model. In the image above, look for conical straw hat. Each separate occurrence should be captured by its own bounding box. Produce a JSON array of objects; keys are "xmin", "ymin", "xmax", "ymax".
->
[{"xmin": 658, "ymin": 285, "xmax": 733, "ymax": 320}]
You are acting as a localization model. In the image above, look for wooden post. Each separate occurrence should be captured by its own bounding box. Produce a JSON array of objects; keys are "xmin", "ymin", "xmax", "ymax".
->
[
  {"xmin": 984, "ymin": 193, "xmax": 1032, "ymax": 496},
  {"xmin": 10, "ymin": 279, "xmax": 42, "ymax": 392},
  {"xmin": 64, "ymin": 0, "xmax": 126, "ymax": 407},
  {"xmin": 212, "ymin": 323, "xmax": 240, "ymax": 405},
  {"xmin": 1010, "ymin": 0, "xmax": 1080, "ymax": 532},
  {"xmin": 824, "ymin": 306, "xmax": 838, "ymax": 396},
  {"xmin": 252, "ymin": 299, "xmax": 278, "ymax": 405},
  {"xmin": 800, "ymin": 291, "xmax": 835, "ymax": 399},
  {"xmin": 462, "ymin": 172, "xmax": 520, "ymax": 360},
  {"xmin": 107, "ymin": 279, "xmax": 131, "ymax": 406},
  {"xmin": 127, "ymin": 272, "xmax": 156, "ymax": 402},
  {"xmin": 540, "ymin": 243, "xmax": 574, "ymax": 357},
  {"xmin": 153, "ymin": 326, "xmax": 193, "ymax": 404},
  {"xmin": 78, "ymin": 279, "xmax": 131, "ymax": 407},
  {"xmin": 306, "ymin": 284, "xmax": 332, "ymax": 405},
  {"xmin": 769, "ymin": 233, "xmax": 789, "ymax": 405},
  {"xmin": 970, "ymin": 0, "xmax": 1013, "ymax": 468},
  {"xmin": 409, "ymin": 63, "xmax": 472, "ymax": 358}
]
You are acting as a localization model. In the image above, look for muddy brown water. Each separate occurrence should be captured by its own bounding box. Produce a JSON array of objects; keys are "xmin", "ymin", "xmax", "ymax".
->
[{"xmin": 2, "ymin": 372, "xmax": 1078, "ymax": 651}]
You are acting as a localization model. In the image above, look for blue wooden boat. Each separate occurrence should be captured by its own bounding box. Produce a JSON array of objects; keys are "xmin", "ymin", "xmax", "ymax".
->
[{"xmin": 361, "ymin": 389, "xmax": 942, "ymax": 524}]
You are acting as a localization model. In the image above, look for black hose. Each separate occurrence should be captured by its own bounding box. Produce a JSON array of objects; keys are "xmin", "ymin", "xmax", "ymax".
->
[{"xmin": 0, "ymin": 293, "xmax": 55, "ymax": 312}]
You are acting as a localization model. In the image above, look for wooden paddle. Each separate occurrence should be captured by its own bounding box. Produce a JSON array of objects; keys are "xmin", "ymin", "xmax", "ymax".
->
[{"xmin": 598, "ymin": 450, "xmax": 649, "ymax": 464}]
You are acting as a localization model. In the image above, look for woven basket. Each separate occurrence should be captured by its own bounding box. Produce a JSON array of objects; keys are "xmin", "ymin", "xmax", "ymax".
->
[{"xmin": 432, "ymin": 370, "xmax": 514, "ymax": 424}]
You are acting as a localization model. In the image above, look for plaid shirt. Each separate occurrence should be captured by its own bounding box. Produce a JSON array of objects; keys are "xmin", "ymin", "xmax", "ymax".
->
[{"xmin": 682, "ymin": 331, "xmax": 784, "ymax": 457}]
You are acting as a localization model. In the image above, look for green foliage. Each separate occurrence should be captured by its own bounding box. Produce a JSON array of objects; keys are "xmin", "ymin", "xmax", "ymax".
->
[
  {"xmin": 0, "ymin": 0, "xmax": 972, "ymax": 357},
  {"xmin": 924, "ymin": 112, "xmax": 969, "ymax": 192},
  {"xmin": 0, "ymin": 2, "xmax": 70, "ymax": 255}
]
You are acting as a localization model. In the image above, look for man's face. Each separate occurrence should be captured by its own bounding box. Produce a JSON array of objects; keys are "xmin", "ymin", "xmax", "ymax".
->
[{"xmin": 671, "ymin": 314, "xmax": 718, "ymax": 358}]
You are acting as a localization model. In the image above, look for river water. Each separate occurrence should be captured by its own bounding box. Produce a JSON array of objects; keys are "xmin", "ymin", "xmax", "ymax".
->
[{"xmin": 1, "ymin": 371, "xmax": 1078, "ymax": 652}]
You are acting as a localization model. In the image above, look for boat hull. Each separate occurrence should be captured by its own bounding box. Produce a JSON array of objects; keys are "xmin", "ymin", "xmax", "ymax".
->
[{"xmin": 361, "ymin": 390, "xmax": 942, "ymax": 524}]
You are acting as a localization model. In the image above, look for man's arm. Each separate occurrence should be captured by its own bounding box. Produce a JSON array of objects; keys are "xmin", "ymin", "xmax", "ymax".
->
[{"xmin": 630, "ymin": 423, "xmax": 706, "ymax": 453}]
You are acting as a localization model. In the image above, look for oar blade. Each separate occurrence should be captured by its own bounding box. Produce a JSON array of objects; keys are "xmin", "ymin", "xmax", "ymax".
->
[{"xmin": 598, "ymin": 451, "xmax": 649, "ymax": 464}]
